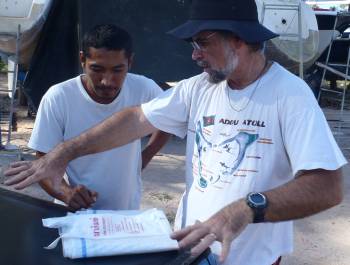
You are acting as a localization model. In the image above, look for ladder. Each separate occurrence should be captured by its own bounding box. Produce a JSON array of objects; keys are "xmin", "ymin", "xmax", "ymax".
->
[
  {"xmin": 0, "ymin": 0, "xmax": 35, "ymax": 150},
  {"xmin": 316, "ymin": 12, "xmax": 350, "ymax": 114},
  {"xmin": 315, "ymin": 12, "xmax": 350, "ymax": 151},
  {"xmin": 0, "ymin": 24, "xmax": 20, "ymax": 150}
]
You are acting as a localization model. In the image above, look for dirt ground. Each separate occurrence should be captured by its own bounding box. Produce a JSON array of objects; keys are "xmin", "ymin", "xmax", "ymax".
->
[{"xmin": 1, "ymin": 106, "xmax": 350, "ymax": 264}]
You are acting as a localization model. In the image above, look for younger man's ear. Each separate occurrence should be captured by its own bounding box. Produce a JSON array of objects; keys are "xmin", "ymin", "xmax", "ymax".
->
[
  {"xmin": 128, "ymin": 53, "xmax": 135, "ymax": 70},
  {"xmin": 79, "ymin": 51, "xmax": 86, "ymax": 67}
]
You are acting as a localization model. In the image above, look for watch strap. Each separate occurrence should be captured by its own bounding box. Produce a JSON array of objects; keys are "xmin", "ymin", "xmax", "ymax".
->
[{"xmin": 252, "ymin": 208, "xmax": 266, "ymax": 223}]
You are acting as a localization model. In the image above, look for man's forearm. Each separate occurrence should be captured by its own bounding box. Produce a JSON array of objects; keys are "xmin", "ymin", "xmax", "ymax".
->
[
  {"xmin": 59, "ymin": 106, "xmax": 156, "ymax": 161},
  {"xmin": 263, "ymin": 168, "xmax": 343, "ymax": 222},
  {"xmin": 142, "ymin": 131, "xmax": 171, "ymax": 169},
  {"xmin": 221, "ymin": 168, "xmax": 343, "ymax": 226}
]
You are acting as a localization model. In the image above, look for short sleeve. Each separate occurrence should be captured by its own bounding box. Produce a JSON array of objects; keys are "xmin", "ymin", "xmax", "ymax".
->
[
  {"xmin": 141, "ymin": 80, "xmax": 192, "ymax": 138},
  {"xmin": 279, "ymin": 83, "xmax": 347, "ymax": 175},
  {"xmin": 28, "ymin": 88, "xmax": 66, "ymax": 153},
  {"xmin": 144, "ymin": 79, "xmax": 163, "ymax": 100}
]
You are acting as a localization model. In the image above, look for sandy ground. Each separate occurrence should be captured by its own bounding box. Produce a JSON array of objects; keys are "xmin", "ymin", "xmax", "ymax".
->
[{"xmin": 1, "ymin": 106, "xmax": 350, "ymax": 264}]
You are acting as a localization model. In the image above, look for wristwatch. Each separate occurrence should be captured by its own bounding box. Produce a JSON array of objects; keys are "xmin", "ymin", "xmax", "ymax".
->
[{"xmin": 246, "ymin": 192, "xmax": 268, "ymax": 223}]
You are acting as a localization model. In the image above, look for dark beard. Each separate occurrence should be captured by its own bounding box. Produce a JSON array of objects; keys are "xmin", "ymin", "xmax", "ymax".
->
[
  {"xmin": 197, "ymin": 60, "xmax": 227, "ymax": 84},
  {"xmin": 208, "ymin": 70, "xmax": 227, "ymax": 84}
]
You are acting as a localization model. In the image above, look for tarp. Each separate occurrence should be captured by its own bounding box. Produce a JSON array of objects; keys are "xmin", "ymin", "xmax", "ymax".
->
[
  {"xmin": 0, "ymin": 187, "xmax": 209, "ymax": 265},
  {"xmin": 23, "ymin": 0, "xmax": 80, "ymax": 110},
  {"xmin": 77, "ymin": 0, "xmax": 199, "ymax": 83},
  {"xmin": 23, "ymin": 0, "xmax": 200, "ymax": 110}
]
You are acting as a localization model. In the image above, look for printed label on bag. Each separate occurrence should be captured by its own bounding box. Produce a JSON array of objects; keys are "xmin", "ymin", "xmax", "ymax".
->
[
  {"xmin": 90, "ymin": 216, "xmax": 145, "ymax": 237},
  {"xmin": 43, "ymin": 209, "xmax": 170, "ymax": 239}
]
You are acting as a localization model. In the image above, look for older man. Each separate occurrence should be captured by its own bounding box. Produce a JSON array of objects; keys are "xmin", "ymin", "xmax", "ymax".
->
[{"xmin": 5, "ymin": 1, "xmax": 346, "ymax": 265}]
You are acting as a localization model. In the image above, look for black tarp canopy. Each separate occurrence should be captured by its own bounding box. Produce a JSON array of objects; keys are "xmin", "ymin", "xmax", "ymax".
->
[{"xmin": 23, "ymin": 0, "xmax": 199, "ymax": 110}]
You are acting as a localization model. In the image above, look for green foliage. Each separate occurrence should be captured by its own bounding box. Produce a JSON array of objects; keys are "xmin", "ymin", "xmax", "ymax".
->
[{"xmin": 0, "ymin": 58, "xmax": 7, "ymax": 71}]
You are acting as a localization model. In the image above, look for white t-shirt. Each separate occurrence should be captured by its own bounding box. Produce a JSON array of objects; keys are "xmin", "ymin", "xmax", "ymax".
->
[
  {"xmin": 29, "ymin": 73, "xmax": 163, "ymax": 210},
  {"xmin": 142, "ymin": 62, "xmax": 347, "ymax": 265}
]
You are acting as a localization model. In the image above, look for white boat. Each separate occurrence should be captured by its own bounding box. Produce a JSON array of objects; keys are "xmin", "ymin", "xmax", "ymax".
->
[
  {"xmin": 0, "ymin": 0, "xmax": 337, "ymax": 75},
  {"xmin": 0, "ymin": 0, "xmax": 52, "ymax": 67},
  {"xmin": 256, "ymin": 0, "xmax": 321, "ymax": 74},
  {"xmin": 313, "ymin": 10, "xmax": 340, "ymax": 58}
]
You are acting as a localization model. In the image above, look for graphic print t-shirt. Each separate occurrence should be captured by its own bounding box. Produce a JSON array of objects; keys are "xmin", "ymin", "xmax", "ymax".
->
[{"xmin": 141, "ymin": 63, "xmax": 346, "ymax": 265}]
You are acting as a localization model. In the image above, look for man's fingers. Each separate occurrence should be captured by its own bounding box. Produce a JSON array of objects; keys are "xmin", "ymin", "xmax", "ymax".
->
[
  {"xmin": 177, "ymin": 227, "xmax": 209, "ymax": 249},
  {"xmin": 8, "ymin": 161, "xmax": 30, "ymax": 168},
  {"xmin": 4, "ymin": 164, "xmax": 28, "ymax": 177},
  {"xmin": 3, "ymin": 161, "xmax": 41, "ymax": 190},
  {"xmin": 89, "ymin": 190, "xmax": 98, "ymax": 202},
  {"xmin": 171, "ymin": 225, "xmax": 195, "ymax": 241},
  {"xmin": 78, "ymin": 186, "xmax": 95, "ymax": 205},
  {"xmin": 171, "ymin": 220, "xmax": 218, "ymax": 261},
  {"xmin": 171, "ymin": 220, "xmax": 202, "ymax": 240},
  {"xmin": 68, "ymin": 200, "xmax": 82, "ymax": 212},
  {"xmin": 190, "ymin": 232, "xmax": 217, "ymax": 259},
  {"xmin": 219, "ymin": 237, "xmax": 232, "ymax": 263},
  {"xmin": 4, "ymin": 162, "xmax": 31, "ymax": 176},
  {"xmin": 12, "ymin": 173, "xmax": 40, "ymax": 190},
  {"xmin": 71, "ymin": 192, "xmax": 89, "ymax": 209},
  {"xmin": 8, "ymin": 161, "xmax": 25, "ymax": 167},
  {"xmin": 67, "ymin": 186, "xmax": 98, "ymax": 211},
  {"xmin": 4, "ymin": 167, "xmax": 35, "ymax": 186}
]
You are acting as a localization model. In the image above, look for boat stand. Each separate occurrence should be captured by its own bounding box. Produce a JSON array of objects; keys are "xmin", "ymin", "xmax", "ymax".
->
[
  {"xmin": 0, "ymin": 24, "xmax": 21, "ymax": 151},
  {"xmin": 316, "ymin": 11, "xmax": 350, "ymax": 151}
]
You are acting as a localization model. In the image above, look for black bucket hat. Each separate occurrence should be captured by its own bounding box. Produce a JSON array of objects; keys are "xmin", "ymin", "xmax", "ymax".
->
[{"xmin": 168, "ymin": 0, "xmax": 279, "ymax": 43}]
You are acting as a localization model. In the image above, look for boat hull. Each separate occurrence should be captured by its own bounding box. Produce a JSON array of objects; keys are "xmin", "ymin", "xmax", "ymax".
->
[{"xmin": 0, "ymin": 1, "xmax": 52, "ymax": 68}]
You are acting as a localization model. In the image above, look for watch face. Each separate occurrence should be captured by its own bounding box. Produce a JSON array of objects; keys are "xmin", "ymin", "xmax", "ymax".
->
[{"xmin": 250, "ymin": 193, "xmax": 266, "ymax": 207}]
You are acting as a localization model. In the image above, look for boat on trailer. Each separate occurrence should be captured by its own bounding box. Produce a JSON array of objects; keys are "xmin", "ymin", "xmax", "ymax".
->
[
  {"xmin": 0, "ymin": 0, "xmax": 347, "ymax": 108},
  {"xmin": 0, "ymin": 0, "xmax": 334, "ymax": 74},
  {"xmin": 0, "ymin": 0, "xmax": 52, "ymax": 67}
]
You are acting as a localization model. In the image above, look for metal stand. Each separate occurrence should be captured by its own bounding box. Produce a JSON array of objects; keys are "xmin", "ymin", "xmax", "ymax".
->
[
  {"xmin": 0, "ymin": 24, "xmax": 20, "ymax": 150},
  {"xmin": 316, "ymin": 12, "xmax": 350, "ymax": 150},
  {"xmin": 317, "ymin": 12, "xmax": 350, "ymax": 114}
]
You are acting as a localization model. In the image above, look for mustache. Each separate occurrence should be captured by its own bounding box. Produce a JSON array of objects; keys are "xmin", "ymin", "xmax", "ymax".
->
[
  {"xmin": 196, "ymin": 60, "xmax": 209, "ymax": 68},
  {"xmin": 95, "ymin": 85, "xmax": 115, "ymax": 91}
]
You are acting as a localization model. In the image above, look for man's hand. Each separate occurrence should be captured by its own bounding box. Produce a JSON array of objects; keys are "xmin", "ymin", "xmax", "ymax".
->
[
  {"xmin": 171, "ymin": 199, "xmax": 253, "ymax": 263},
  {"xmin": 3, "ymin": 148, "xmax": 68, "ymax": 190},
  {"xmin": 63, "ymin": 184, "xmax": 98, "ymax": 211}
]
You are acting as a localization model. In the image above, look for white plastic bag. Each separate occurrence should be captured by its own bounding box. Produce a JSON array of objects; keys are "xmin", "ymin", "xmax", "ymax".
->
[{"xmin": 42, "ymin": 208, "xmax": 179, "ymax": 259}]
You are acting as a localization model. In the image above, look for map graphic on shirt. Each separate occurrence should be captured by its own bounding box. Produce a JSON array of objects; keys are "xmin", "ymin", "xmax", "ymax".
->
[{"xmin": 194, "ymin": 116, "xmax": 259, "ymax": 189}]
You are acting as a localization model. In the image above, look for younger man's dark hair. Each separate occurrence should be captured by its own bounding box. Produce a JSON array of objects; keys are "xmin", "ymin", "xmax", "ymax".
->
[{"xmin": 82, "ymin": 24, "xmax": 133, "ymax": 58}]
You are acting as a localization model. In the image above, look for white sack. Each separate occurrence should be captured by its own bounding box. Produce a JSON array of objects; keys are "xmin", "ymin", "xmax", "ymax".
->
[{"xmin": 42, "ymin": 208, "xmax": 179, "ymax": 259}]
